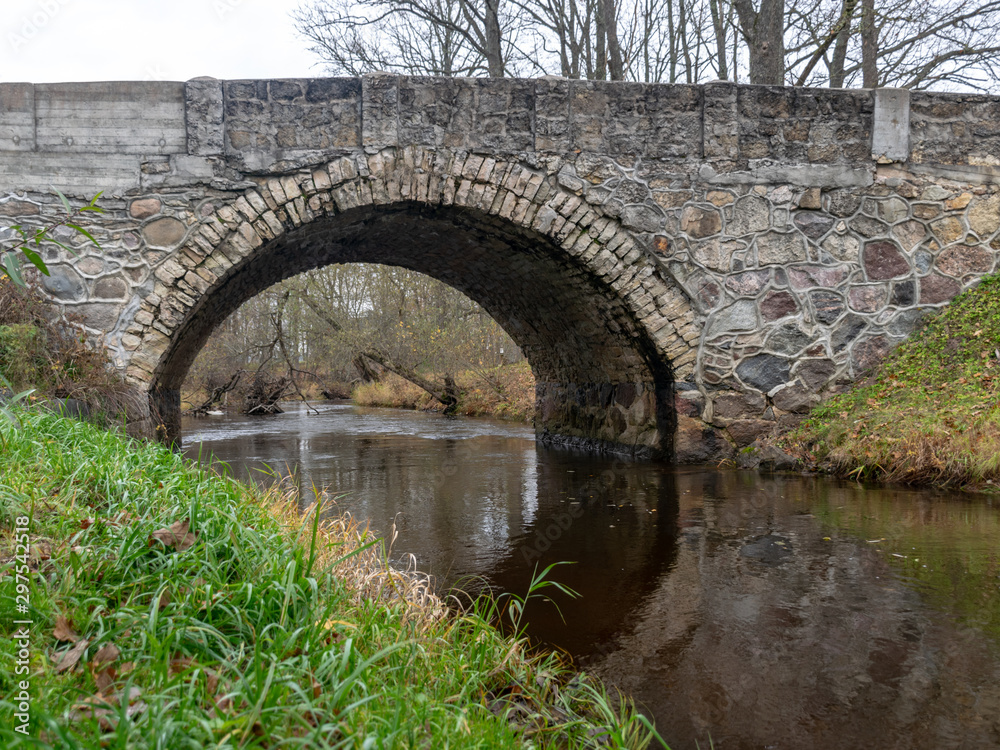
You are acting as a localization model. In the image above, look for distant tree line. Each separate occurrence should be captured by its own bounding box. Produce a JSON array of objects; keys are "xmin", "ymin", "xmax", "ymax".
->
[
  {"xmin": 185, "ymin": 263, "xmax": 523, "ymax": 412},
  {"xmin": 293, "ymin": 0, "xmax": 1000, "ymax": 89}
]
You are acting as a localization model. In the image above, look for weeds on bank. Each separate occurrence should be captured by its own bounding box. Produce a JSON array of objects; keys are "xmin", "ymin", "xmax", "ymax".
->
[
  {"xmin": 0, "ymin": 409, "xmax": 663, "ymax": 748},
  {"xmin": 786, "ymin": 273, "xmax": 1000, "ymax": 486},
  {"xmin": 0, "ymin": 280, "xmax": 144, "ymax": 423}
]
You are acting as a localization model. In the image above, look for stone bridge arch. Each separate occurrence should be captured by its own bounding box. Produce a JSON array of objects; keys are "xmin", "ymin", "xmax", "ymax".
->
[{"xmin": 130, "ymin": 146, "xmax": 700, "ymax": 457}]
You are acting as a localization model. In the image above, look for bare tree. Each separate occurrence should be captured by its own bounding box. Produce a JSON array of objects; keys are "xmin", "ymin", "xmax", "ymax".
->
[
  {"xmin": 293, "ymin": 0, "xmax": 517, "ymax": 76},
  {"xmin": 295, "ymin": 0, "xmax": 1000, "ymax": 89},
  {"xmin": 732, "ymin": 0, "xmax": 786, "ymax": 84},
  {"xmin": 786, "ymin": 0, "xmax": 1000, "ymax": 90}
]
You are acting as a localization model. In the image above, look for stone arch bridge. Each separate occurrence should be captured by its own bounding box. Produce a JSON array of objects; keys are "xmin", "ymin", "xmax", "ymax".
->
[{"xmin": 2, "ymin": 76, "xmax": 999, "ymax": 460}]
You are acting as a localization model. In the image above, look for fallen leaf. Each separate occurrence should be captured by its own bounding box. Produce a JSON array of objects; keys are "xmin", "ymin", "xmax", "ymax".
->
[
  {"xmin": 80, "ymin": 518, "xmax": 95, "ymax": 530},
  {"xmin": 148, "ymin": 519, "xmax": 198, "ymax": 552},
  {"xmin": 169, "ymin": 655, "xmax": 194, "ymax": 675},
  {"xmin": 93, "ymin": 667, "xmax": 116, "ymax": 694},
  {"xmin": 158, "ymin": 589, "xmax": 172, "ymax": 610},
  {"xmin": 53, "ymin": 616, "xmax": 79, "ymax": 643},
  {"xmin": 55, "ymin": 638, "xmax": 90, "ymax": 673},
  {"xmin": 92, "ymin": 643, "xmax": 120, "ymax": 668}
]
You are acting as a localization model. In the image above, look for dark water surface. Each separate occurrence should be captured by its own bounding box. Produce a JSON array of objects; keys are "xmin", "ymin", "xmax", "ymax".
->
[{"xmin": 183, "ymin": 402, "xmax": 1000, "ymax": 749}]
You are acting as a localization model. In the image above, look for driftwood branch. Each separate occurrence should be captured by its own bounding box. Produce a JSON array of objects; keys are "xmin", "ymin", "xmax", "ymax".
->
[{"xmin": 188, "ymin": 370, "xmax": 244, "ymax": 415}]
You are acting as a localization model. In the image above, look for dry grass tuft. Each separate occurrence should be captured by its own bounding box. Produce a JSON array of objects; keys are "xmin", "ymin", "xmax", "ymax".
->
[{"xmin": 266, "ymin": 481, "xmax": 449, "ymax": 625}]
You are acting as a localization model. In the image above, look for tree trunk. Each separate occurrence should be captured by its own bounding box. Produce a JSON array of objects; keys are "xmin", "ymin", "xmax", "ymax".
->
[
  {"xmin": 794, "ymin": 0, "xmax": 857, "ymax": 87},
  {"xmin": 600, "ymin": 0, "xmax": 624, "ymax": 80},
  {"xmin": 829, "ymin": 0, "xmax": 856, "ymax": 86},
  {"xmin": 484, "ymin": 0, "xmax": 505, "ymax": 77},
  {"xmin": 861, "ymin": 0, "xmax": 878, "ymax": 87},
  {"xmin": 734, "ymin": 0, "xmax": 786, "ymax": 85},
  {"xmin": 709, "ymin": 0, "xmax": 729, "ymax": 80},
  {"xmin": 595, "ymin": 0, "xmax": 607, "ymax": 80},
  {"xmin": 353, "ymin": 354, "xmax": 382, "ymax": 383},
  {"xmin": 358, "ymin": 350, "xmax": 459, "ymax": 409}
]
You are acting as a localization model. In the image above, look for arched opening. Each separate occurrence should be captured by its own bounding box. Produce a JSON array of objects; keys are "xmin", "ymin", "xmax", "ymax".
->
[
  {"xmin": 181, "ymin": 261, "xmax": 530, "ymax": 414},
  {"xmin": 148, "ymin": 202, "xmax": 677, "ymax": 458}
]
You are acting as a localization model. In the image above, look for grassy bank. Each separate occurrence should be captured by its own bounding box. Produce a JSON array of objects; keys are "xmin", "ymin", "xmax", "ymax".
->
[
  {"xmin": 784, "ymin": 274, "xmax": 1000, "ymax": 488},
  {"xmin": 0, "ymin": 409, "xmax": 661, "ymax": 748},
  {"xmin": 353, "ymin": 361, "xmax": 535, "ymax": 422}
]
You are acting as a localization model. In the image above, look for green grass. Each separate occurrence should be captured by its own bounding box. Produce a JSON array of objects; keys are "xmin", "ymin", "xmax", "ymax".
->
[
  {"xmin": 0, "ymin": 409, "xmax": 664, "ymax": 749},
  {"xmin": 785, "ymin": 273, "xmax": 1000, "ymax": 487}
]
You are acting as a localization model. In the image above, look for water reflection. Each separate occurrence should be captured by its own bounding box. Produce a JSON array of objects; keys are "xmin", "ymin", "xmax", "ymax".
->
[{"xmin": 183, "ymin": 403, "xmax": 1000, "ymax": 749}]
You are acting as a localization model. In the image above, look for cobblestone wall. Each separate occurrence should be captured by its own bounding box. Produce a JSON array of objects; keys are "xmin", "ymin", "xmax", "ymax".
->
[{"xmin": 1, "ymin": 77, "xmax": 998, "ymax": 460}]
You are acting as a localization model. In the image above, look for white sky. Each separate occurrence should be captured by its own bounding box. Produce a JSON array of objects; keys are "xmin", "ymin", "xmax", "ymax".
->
[{"xmin": 1, "ymin": 0, "xmax": 321, "ymax": 83}]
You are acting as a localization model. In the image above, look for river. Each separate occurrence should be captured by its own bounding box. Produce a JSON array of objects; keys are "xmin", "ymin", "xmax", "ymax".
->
[{"xmin": 182, "ymin": 401, "xmax": 1000, "ymax": 749}]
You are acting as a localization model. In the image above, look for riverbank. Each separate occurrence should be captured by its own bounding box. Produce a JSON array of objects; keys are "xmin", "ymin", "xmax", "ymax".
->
[
  {"xmin": 0, "ymin": 409, "xmax": 661, "ymax": 748},
  {"xmin": 782, "ymin": 274, "xmax": 1000, "ymax": 489},
  {"xmin": 353, "ymin": 361, "xmax": 535, "ymax": 422}
]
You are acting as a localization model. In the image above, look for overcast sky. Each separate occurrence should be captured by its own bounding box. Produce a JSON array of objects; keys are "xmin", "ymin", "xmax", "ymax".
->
[{"xmin": 2, "ymin": 0, "xmax": 320, "ymax": 83}]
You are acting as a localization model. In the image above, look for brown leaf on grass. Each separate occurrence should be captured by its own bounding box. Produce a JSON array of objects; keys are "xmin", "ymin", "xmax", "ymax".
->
[
  {"xmin": 53, "ymin": 616, "xmax": 79, "ymax": 643},
  {"xmin": 169, "ymin": 655, "xmax": 194, "ymax": 675},
  {"xmin": 148, "ymin": 519, "xmax": 198, "ymax": 552},
  {"xmin": 119, "ymin": 661, "xmax": 135, "ymax": 675},
  {"xmin": 80, "ymin": 518, "xmax": 95, "ymax": 530},
  {"xmin": 205, "ymin": 670, "xmax": 220, "ymax": 695},
  {"xmin": 93, "ymin": 667, "xmax": 116, "ymax": 694},
  {"xmin": 92, "ymin": 643, "xmax": 120, "ymax": 667},
  {"xmin": 158, "ymin": 589, "xmax": 172, "ymax": 610},
  {"xmin": 55, "ymin": 638, "xmax": 90, "ymax": 673}
]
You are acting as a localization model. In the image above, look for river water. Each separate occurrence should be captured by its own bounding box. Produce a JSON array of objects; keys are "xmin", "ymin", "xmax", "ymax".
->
[{"xmin": 182, "ymin": 402, "xmax": 1000, "ymax": 749}]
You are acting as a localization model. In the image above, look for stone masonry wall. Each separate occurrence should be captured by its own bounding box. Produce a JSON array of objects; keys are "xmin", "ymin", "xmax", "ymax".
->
[{"xmin": 1, "ymin": 77, "xmax": 999, "ymax": 461}]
